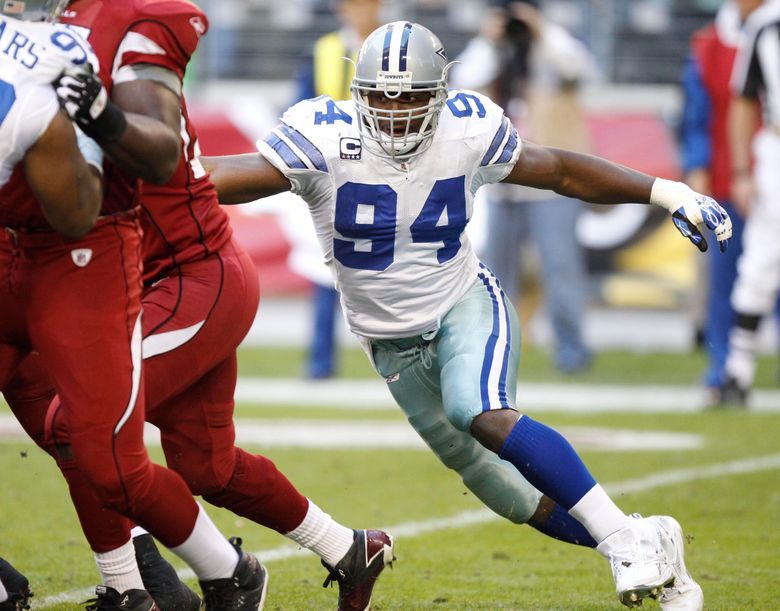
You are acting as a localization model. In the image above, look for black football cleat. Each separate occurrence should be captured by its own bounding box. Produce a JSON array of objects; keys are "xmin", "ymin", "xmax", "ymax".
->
[
  {"xmin": 322, "ymin": 529, "xmax": 395, "ymax": 611},
  {"xmin": 0, "ymin": 558, "xmax": 32, "ymax": 611},
  {"xmin": 133, "ymin": 534, "xmax": 201, "ymax": 611},
  {"xmin": 710, "ymin": 376, "xmax": 749, "ymax": 409},
  {"xmin": 199, "ymin": 537, "xmax": 268, "ymax": 611},
  {"xmin": 83, "ymin": 586, "xmax": 159, "ymax": 611}
]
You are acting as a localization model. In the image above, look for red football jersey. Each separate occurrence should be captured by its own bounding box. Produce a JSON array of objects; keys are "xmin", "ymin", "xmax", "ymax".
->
[{"xmin": 59, "ymin": 0, "xmax": 233, "ymax": 283}]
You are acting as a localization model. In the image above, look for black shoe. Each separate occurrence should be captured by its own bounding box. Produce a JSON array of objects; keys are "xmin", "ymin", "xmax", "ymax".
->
[
  {"xmin": 199, "ymin": 537, "xmax": 268, "ymax": 611},
  {"xmin": 322, "ymin": 530, "xmax": 395, "ymax": 611},
  {"xmin": 133, "ymin": 534, "xmax": 202, "ymax": 611},
  {"xmin": 83, "ymin": 586, "xmax": 158, "ymax": 611},
  {"xmin": 0, "ymin": 558, "xmax": 32, "ymax": 611},
  {"xmin": 710, "ymin": 377, "xmax": 749, "ymax": 408}
]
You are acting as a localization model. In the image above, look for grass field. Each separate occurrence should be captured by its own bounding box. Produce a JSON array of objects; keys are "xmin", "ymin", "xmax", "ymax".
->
[{"xmin": 1, "ymin": 345, "xmax": 779, "ymax": 610}]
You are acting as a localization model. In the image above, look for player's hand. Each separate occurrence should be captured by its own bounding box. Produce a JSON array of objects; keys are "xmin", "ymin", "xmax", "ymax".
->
[
  {"xmin": 55, "ymin": 64, "xmax": 127, "ymax": 142},
  {"xmin": 650, "ymin": 178, "xmax": 732, "ymax": 253},
  {"xmin": 670, "ymin": 194, "xmax": 732, "ymax": 253}
]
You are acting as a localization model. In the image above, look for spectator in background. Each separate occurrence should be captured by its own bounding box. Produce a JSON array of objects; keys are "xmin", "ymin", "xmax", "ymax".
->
[
  {"xmin": 718, "ymin": 0, "xmax": 780, "ymax": 406},
  {"xmin": 292, "ymin": 0, "xmax": 383, "ymax": 378},
  {"xmin": 451, "ymin": 0, "xmax": 595, "ymax": 373},
  {"xmin": 680, "ymin": 0, "xmax": 765, "ymax": 405}
]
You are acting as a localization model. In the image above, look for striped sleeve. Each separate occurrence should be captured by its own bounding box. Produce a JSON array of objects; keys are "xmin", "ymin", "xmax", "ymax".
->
[
  {"xmin": 480, "ymin": 115, "xmax": 519, "ymax": 168},
  {"xmin": 263, "ymin": 122, "xmax": 328, "ymax": 173},
  {"xmin": 731, "ymin": 4, "xmax": 780, "ymax": 99}
]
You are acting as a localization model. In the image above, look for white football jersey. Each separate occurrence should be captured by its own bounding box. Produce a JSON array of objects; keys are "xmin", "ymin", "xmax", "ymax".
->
[
  {"xmin": 0, "ymin": 16, "xmax": 96, "ymax": 187},
  {"xmin": 257, "ymin": 89, "xmax": 520, "ymax": 339}
]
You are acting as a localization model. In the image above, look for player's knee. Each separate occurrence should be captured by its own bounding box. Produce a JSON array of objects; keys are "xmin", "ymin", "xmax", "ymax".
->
[
  {"xmin": 460, "ymin": 457, "xmax": 539, "ymax": 524},
  {"xmin": 76, "ymin": 463, "xmax": 136, "ymax": 511},
  {"xmin": 470, "ymin": 408, "xmax": 520, "ymax": 453},
  {"xmin": 167, "ymin": 445, "xmax": 237, "ymax": 496},
  {"xmin": 418, "ymin": 418, "xmax": 485, "ymax": 472}
]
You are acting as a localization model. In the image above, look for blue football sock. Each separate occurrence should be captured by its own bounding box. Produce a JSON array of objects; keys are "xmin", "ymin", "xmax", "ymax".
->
[
  {"xmin": 531, "ymin": 502, "xmax": 597, "ymax": 548},
  {"xmin": 498, "ymin": 416, "xmax": 596, "ymax": 510}
]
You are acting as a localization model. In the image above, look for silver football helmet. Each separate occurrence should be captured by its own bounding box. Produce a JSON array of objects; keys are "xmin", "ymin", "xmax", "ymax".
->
[
  {"xmin": 1, "ymin": 0, "xmax": 69, "ymax": 21},
  {"xmin": 351, "ymin": 21, "xmax": 453, "ymax": 161}
]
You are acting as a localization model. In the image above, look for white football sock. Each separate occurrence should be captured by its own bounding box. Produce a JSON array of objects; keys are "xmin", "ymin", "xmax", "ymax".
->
[
  {"xmin": 170, "ymin": 503, "xmax": 239, "ymax": 581},
  {"xmin": 0, "ymin": 578, "xmax": 8, "ymax": 603},
  {"xmin": 725, "ymin": 327, "xmax": 758, "ymax": 387},
  {"xmin": 285, "ymin": 499, "xmax": 355, "ymax": 567},
  {"xmin": 94, "ymin": 538, "xmax": 145, "ymax": 593},
  {"xmin": 130, "ymin": 526, "xmax": 149, "ymax": 539},
  {"xmin": 569, "ymin": 484, "xmax": 632, "ymax": 544}
]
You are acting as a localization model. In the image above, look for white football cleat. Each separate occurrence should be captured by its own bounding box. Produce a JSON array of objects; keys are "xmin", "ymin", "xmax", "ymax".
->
[
  {"xmin": 597, "ymin": 515, "xmax": 674, "ymax": 608},
  {"xmin": 649, "ymin": 516, "xmax": 704, "ymax": 611}
]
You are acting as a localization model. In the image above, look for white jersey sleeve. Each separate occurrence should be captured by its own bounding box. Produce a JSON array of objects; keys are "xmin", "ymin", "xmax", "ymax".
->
[
  {"xmin": 256, "ymin": 96, "xmax": 342, "ymax": 195},
  {"xmin": 0, "ymin": 62, "xmax": 60, "ymax": 188},
  {"xmin": 464, "ymin": 93, "xmax": 522, "ymax": 191}
]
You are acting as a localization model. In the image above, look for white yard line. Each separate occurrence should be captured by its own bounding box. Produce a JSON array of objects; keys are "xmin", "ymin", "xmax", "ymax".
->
[
  {"xmin": 0, "ymin": 415, "xmax": 703, "ymax": 451},
  {"xmin": 35, "ymin": 452, "xmax": 780, "ymax": 608},
  {"xmin": 232, "ymin": 378, "xmax": 780, "ymax": 412}
]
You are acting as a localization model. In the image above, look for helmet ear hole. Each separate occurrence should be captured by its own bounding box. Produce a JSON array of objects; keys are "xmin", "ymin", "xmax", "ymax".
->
[{"xmin": 351, "ymin": 21, "xmax": 450, "ymax": 161}]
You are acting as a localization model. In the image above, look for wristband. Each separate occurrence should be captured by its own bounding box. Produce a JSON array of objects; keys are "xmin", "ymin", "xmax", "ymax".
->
[
  {"xmin": 75, "ymin": 127, "xmax": 104, "ymax": 174},
  {"xmin": 649, "ymin": 178, "xmax": 694, "ymax": 213},
  {"xmin": 81, "ymin": 100, "xmax": 127, "ymax": 142}
]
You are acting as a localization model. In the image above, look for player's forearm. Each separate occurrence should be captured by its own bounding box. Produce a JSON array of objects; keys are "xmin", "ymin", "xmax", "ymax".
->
[
  {"xmin": 203, "ymin": 154, "xmax": 291, "ymax": 204},
  {"xmin": 520, "ymin": 146, "xmax": 654, "ymax": 205},
  {"xmin": 101, "ymin": 112, "xmax": 180, "ymax": 184}
]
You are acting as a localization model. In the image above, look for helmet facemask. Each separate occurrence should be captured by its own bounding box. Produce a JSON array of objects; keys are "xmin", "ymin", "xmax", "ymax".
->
[
  {"xmin": 1, "ymin": 0, "xmax": 70, "ymax": 21},
  {"xmin": 351, "ymin": 22, "xmax": 453, "ymax": 161}
]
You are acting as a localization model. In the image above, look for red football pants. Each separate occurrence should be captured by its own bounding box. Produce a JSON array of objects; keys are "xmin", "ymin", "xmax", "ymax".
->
[
  {"xmin": 0, "ymin": 216, "xmax": 199, "ymax": 549},
  {"xmin": 43, "ymin": 238, "xmax": 308, "ymax": 551}
]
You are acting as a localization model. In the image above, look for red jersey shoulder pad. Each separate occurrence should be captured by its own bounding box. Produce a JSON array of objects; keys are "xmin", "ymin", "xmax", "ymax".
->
[{"xmin": 130, "ymin": 0, "xmax": 208, "ymax": 47}]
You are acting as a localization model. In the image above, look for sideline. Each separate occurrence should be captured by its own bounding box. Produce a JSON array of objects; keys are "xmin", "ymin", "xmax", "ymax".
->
[{"xmin": 36, "ymin": 452, "xmax": 780, "ymax": 608}]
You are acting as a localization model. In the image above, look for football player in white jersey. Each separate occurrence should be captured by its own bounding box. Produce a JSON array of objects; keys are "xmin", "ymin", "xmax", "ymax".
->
[
  {"xmin": 205, "ymin": 22, "xmax": 730, "ymax": 610},
  {"xmin": 0, "ymin": 3, "xmax": 102, "ymax": 238}
]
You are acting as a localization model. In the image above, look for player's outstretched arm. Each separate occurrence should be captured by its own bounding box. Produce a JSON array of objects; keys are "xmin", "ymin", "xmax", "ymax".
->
[
  {"xmin": 56, "ymin": 67, "xmax": 181, "ymax": 184},
  {"xmin": 25, "ymin": 110, "xmax": 102, "ymax": 240},
  {"xmin": 505, "ymin": 141, "xmax": 732, "ymax": 252},
  {"xmin": 202, "ymin": 153, "xmax": 292, "ymax": 204},
  {"xmin": 505, "ymin": 140, "xmax": 655, "ymax": 204}
]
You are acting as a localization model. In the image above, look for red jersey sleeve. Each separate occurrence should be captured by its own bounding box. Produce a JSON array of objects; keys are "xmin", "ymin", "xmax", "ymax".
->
[{"xmin": 117, "ymin": 0, "xmax": 208, "ymax": 80}]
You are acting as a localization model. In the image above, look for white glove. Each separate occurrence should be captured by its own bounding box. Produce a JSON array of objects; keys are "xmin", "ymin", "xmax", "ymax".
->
[{"xmin": 650, "ymin": 178, "xmax": 732, "ymax": 253}]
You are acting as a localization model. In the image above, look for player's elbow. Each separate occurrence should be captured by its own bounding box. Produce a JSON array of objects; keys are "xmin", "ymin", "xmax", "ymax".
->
[
  {"xmin": 143, "ymin": 145, "xmax": 181, "ymax": 185},
  {"xmin": 54, "ymin": 189, "xmax": 102, "ymax": 239},
  {"xmin": 48, "ymin": 210, "xmax": 97, "ymax": 240}
]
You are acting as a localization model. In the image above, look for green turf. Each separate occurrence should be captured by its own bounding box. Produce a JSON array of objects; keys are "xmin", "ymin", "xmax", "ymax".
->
[{"xmin": 1, "ymin": 346, "xmax": 778, "ymax": 609}]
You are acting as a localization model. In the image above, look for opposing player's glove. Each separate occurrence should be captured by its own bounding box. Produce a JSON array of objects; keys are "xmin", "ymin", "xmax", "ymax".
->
[
  {"xmin": 55, "ymin": 64, "xmax": 127, "ymax": 142},
  {"xmin": 650, "ymin": 178, "xmax": 732, "ymax": 253}
]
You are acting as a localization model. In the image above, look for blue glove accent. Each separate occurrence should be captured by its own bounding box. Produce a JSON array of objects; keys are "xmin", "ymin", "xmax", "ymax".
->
[{"xmin": 672, "ymin": 195, "xmax": 731, "ymax": 253}]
